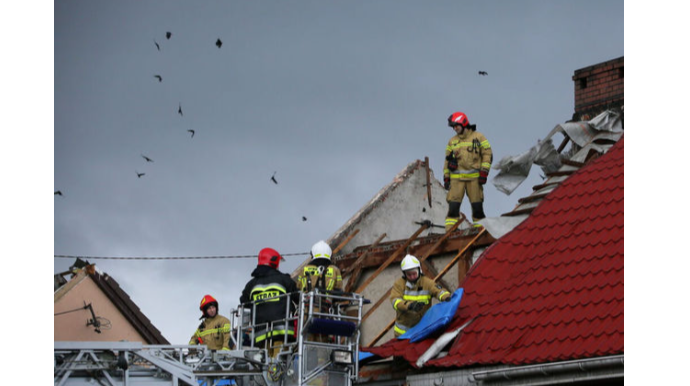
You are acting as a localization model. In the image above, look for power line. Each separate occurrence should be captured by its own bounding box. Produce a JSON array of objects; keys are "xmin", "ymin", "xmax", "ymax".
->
[{"xmin": 54, "ymin": 252, "xmax": 310, "ymax": 261}]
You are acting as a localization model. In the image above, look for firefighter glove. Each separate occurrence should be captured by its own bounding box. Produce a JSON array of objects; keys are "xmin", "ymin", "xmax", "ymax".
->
[
  {"xmin": 446, "ymin": 153, "xmax": 458, "ymax": 171},
  {"xmin": 408, "ymin": 301, "xmax": 424, "ymax": 312},
  {"xmin": 444, "ymin": 176, "xmax": 450, "ymax": 190},
  {"xmin": 479, "ymin": 170, "xmax": 489, "ymax": 185}
]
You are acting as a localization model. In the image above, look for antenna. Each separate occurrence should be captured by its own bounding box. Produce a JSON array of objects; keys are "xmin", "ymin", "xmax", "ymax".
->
[{"xmin": 84, "ymin": 302, "xmax": 102, "ymax": 333}]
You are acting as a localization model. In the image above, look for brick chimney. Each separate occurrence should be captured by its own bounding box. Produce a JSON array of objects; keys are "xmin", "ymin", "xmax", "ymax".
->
[{"xmin": 571, "ymin": 56, "xmax": 623, "ymax": 121}]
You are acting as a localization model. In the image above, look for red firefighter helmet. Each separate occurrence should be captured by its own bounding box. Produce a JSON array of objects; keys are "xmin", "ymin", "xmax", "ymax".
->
[
  {"xmin": 448, "ymin": 111, "xmax": 470, "ymax": 128},
  {"xmin": 258, "ymin": 247, "xmax": 282, "ymax": 269},
  {"xmin": 199, "ymin": 294, "xmax": 218, "ymax": 312}
]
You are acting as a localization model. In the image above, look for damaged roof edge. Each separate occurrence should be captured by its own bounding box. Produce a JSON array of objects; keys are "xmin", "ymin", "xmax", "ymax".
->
[
  {"xmin": 328, "ymin": 160, "xmax": 427, "ymax": 249},
  {"xmin": 291, "ymin": 159, "xmax": 432, "ymax": 277}
]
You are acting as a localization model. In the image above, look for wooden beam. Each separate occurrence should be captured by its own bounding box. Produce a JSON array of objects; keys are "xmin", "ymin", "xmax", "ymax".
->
[
  {"xmin": 343, "ymin": 233, "xmax": 387, "ymax": 276},
  {"xmin": 418, "ymin": 220, "xmax": 460, "ymax": 261},
  {"xmin": 367, "ymin": 319, "xmax": 395, "ymax": 347},
  {"xmin": 361, "ymin": 289, "xmax": 391, "ymax": 323},
  {"xmin": 425, "ymin": 156, "xmax": 432, "ymax": 208},
  {"xmin": 338, "ymin": 222, "xmax": 490, "ymax": 271},
  {"xmin": 354, "ymin": 223, "xmax": 429, "ymax": 295},
  {"xmin": 413, "ymin": 220, "xmax": 462, "ymax": 292},
  {"xmin": 361, "ymin": 221, "xmax": 462, "ymax": 325},
  {"xmin": 333, "ymin": 229, "xmax": 359, "ymax": 255},
  {"xmin": 557, "ymin": 136, "xmax": 570, "ymax": 153},
  {"xmin": 420, "ymin": 260, "xmax": 453, "ymax": 293},
  {"xmin": 343, "ymin": 233, "xmax": 387, "ymax": 293},
  {"xmin": 365, "ymin": 228, "xmax": 487, "ymax": 347},
  {"xmin": 435, "ymin": 228, "xmax": 486, "ymax": 282},
  {"xmin": 458, "ymin": 251, "xmax": 470, "ymax": 288}
]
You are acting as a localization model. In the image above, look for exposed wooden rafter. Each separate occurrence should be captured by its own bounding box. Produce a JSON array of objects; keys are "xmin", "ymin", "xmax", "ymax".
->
[{"xmin": 366, "ymin": 228, "xmax": 487, "ymax": 347}]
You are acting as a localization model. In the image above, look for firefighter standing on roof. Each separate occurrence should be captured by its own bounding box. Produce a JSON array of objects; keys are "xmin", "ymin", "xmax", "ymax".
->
[
  {"xmin": 390, "ymin": 255, "xmax": 451, "ymax": 337},
  {"xmin": 189, "ymin": 294, "xmax": 232, "ymax": 350},
  {"xmin": 443, "ymin": 111, "xmax": 493, "ymax": 230}
]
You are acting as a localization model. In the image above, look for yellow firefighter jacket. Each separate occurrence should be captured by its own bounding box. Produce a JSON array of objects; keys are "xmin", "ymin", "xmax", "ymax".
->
[
  {"xmin": 297, "ymin": 261, "xmax": 343, "ymax": 292},
  {"xmin": 189, "ymin": 314, "xmax": 232, "ymax": 350},
  {"xmin": 443, "ymin": 130, "xmax": 493, "ymax": 181},
  {"xmin": 390, "ymin": 276, "xmax": 450, "ymax": 336}
]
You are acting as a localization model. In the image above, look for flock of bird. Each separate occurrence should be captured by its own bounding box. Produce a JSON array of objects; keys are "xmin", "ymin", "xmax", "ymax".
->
[
  {"xmin": 55, "ymin": 30, "xmax": 292, "ymax": 216},
  {"xmin": 145, "ymin": 33, "xmax": 303, "ymax": 220},
  {"xmin": 55, "ymin": 31, "xmax": 222, "ymax": 197},
  {"xmin": 135, "ymin": 31, "xmax": 220, "ymax": 181},
  {"xmin": 54, "ymin": 33, "xmax": 488, "ymax": 224}
]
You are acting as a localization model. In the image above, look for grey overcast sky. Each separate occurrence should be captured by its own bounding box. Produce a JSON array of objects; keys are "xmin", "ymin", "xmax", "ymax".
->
[{"xmin": 48, "ymin": 1, "xmax": 627, "ymax": 347}]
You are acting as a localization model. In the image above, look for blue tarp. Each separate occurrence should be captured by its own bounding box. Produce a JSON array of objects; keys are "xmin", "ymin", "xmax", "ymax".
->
[
  {"xmin": 397, "ymin": 288, "xmax": 463, "ymax": 343},
  {"xmin": 359, "ymin": 351, "xmax": 376, "ymax": 362},
  {"xmin": 198, "ymin": 379, "xmax": 235, "ymax": 386}
]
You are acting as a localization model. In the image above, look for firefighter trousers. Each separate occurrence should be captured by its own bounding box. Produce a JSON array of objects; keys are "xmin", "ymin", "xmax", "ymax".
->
[{"xmin": 446, "ymin": 178, "xmax": 485, "ymax": 230}]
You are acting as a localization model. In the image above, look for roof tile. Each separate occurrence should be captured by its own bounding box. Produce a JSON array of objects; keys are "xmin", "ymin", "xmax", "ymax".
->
[{"xmin": 364, "ymin": 137, "xmax": 624, "ymax": 368}]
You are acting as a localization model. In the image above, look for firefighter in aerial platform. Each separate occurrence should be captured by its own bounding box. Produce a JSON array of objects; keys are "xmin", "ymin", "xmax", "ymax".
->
[
  {"xmin": 297, "ymin": 240, "xmax": 343, "ymax": 293},
  {"xmin": 240, "ymin": 247, "xmax": 299, "ymax": 358},
  {"xmin": 189, "ymin": 294, "xmax": 232, "ymax": 351},
  {"xmin": 297, "ymin": 240, "xmax": 344, "ymax": 343},
  {"xmin": 390, "ymin": 255, "xmax": 451, "ymax": 337},
  {"xmin": 443, "ymin": 111, "xmax": 493, "ymax": 230}
]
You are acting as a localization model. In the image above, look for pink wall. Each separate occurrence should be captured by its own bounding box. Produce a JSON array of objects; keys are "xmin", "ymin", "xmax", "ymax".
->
[{"xmin": 54, "ymin": 275, "xmax": 147, "ymax": 343}]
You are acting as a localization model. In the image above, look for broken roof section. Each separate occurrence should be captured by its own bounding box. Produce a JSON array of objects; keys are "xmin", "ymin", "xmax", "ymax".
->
[
  {"xmin": 364, "ymin": 136, "xmax": 624, "ymax": 371},
  {"xmin": 292, "ymin": 159, "xmax": 472, "ymax": 277},
  {"xmin": 329, "ymin": 159, "xmax": 472, "ymax": 253},
  {"xmin": 493, "ymin": 109, "xmax": 622, "ymax": 197},
  {"xmin": 481, "ymin": 109, "xmax": 623, "ymax": 239}
]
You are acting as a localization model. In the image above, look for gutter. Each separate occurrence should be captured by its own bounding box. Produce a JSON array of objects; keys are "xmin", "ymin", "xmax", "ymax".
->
[{"xmin": 470, "ymin": 355, "xmax": 623, "ymax": 384}]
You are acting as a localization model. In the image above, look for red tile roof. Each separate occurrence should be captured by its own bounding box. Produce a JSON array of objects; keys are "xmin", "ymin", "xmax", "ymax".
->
[{"xmin": 364, "ymin": 137, "xmax": 624, "ymax": 368}]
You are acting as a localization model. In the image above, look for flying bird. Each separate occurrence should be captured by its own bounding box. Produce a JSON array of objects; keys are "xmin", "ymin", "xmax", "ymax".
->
[
  {"xmin": 154, "ymin": 40, "xmax": 160, "ymax": 51},
  {"xmin": 136, "ymin": 171, "xmax": 145, "ymax": 178},
  {"xmin": 270, "ymin": 172, "xmax": 278, "ymax": 185},
  {"xmin": 54, "ymin": 190, "xmax": 63, "ymax": 196},
  {"xmin": 302, "ymin": 216, "xmax": 307, "ymax": 222},
  {"xmin": 154, "ymin": 75, "xmax": 162, "ymax": 82},
  {"xmin": 478, "ymin": 71, "xmax": 488, "ymax": 76},
  {"xmin": 166, "ymin": 31, "xmax": 172, "ymax": 39},
  {"xmin": 178, "ymin": 103, "xmax": 183, "ymax": 116},
  {"xmin": 187, "ymin": 129, "xmax": 195, "ymax": 138},
  {"xmin": 141, "ymin": 154, "xmax": 154, "ymax": 162},
  {"xmin": 216, "ymin": 38, "xmax": 222, "ymax": 49}
]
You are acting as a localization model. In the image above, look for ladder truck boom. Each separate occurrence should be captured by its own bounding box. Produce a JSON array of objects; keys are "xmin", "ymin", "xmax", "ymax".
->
[{"xmin": 55, "ymin": 289, "xmax": 368, "ymax": 386}]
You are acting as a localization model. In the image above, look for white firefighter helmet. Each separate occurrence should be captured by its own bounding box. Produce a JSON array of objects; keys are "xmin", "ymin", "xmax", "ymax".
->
[
  {"xmin": 401, "ymin": 254, "xmax": 421, "ymax": 272},
  {"xmin": 311, "ymin": 240, "xmax": 332, "ymax": 260}
]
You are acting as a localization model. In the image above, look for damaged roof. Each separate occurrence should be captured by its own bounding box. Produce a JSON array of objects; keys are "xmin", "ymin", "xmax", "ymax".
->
[{"xmin": 364, "ymin": 136, "xmax": 624, "ymax": 368}]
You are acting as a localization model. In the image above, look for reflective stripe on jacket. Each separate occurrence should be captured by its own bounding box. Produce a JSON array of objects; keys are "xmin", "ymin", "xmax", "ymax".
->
[
  {"xmin": 250, "ymin": 283, "xmax": 289, "ymax": 304},
  {"xmin": 443, "ymin": 130, "xmax": 492, "ymax": 180},
  {"xmin": 189, "ymin": 314, "xmax": 232, "ymax": 350},
  {"xmin": 297, "ymin": 262, "xmax": 343, "ymax": 292},
  {"xmin": 240, "ymin": 265, "xmax": 299, "ymax": 340},
  {"xmin": 253, "ymin": 322, "xmax": 295, "ymax": 343},
  {"xmin": 390, "ymin": 276, "xmax": 451, "ymax": 336}
]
